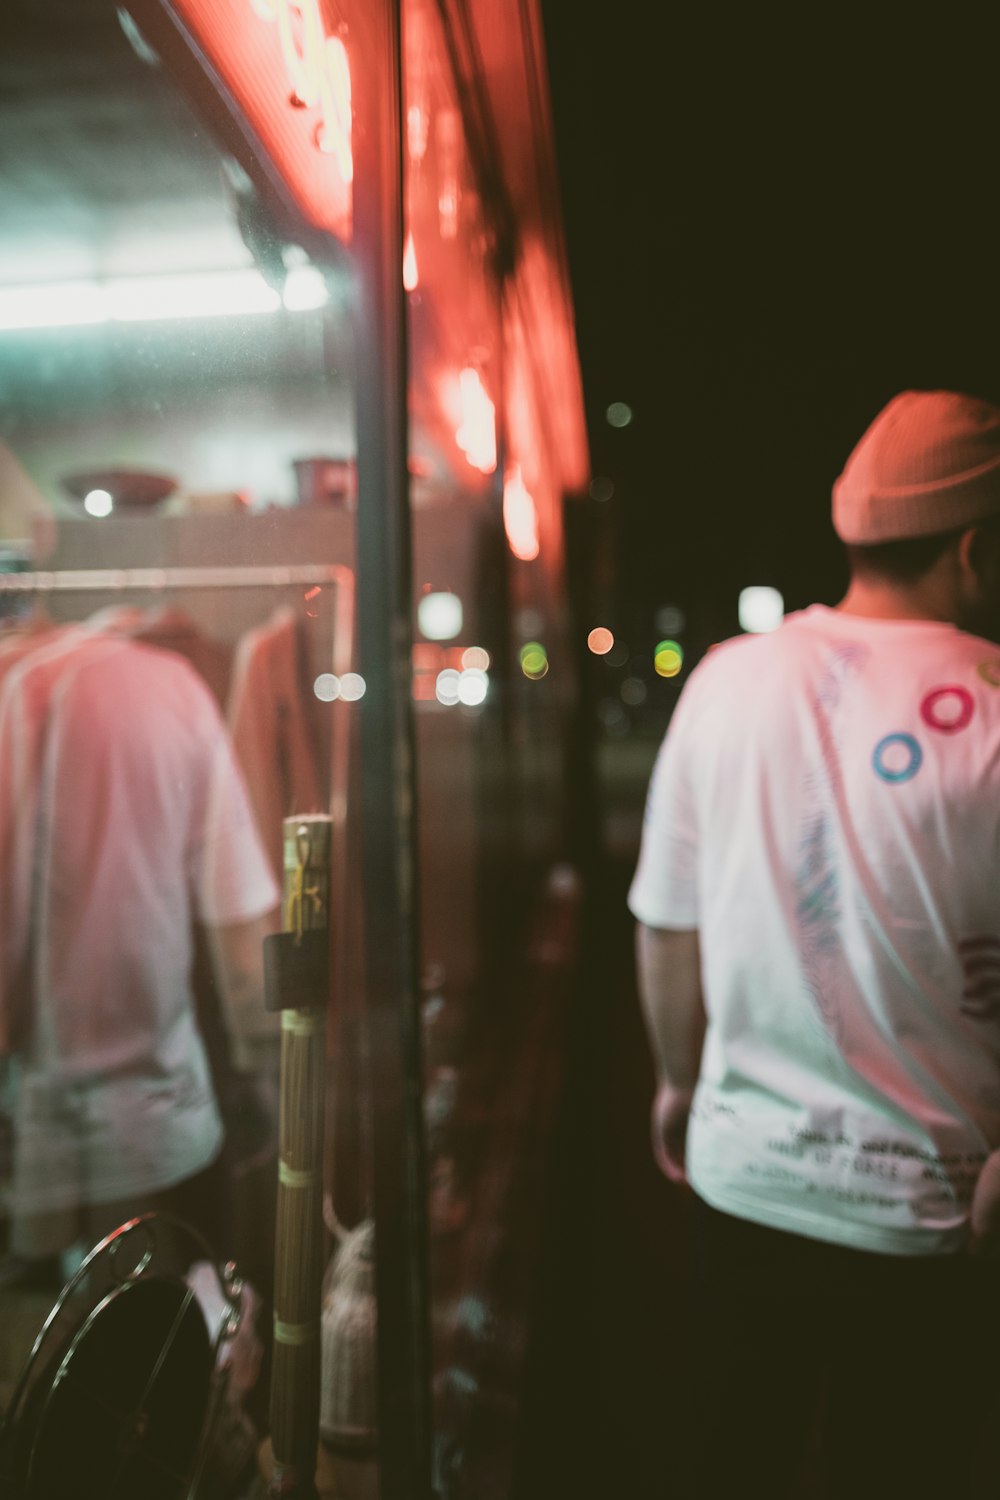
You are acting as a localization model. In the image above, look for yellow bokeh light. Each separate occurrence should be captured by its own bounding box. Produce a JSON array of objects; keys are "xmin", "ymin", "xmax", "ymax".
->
[
  {"xmin": 587, "ymin": 627, "xmax": 614, "ymax": 655},
  {"xmin": 654, "ymin": 639, "xmax": 683, "ymax": 678},
  {"xmin": 520, "ymin": 641, "xmax": 549, "ymax": 679}
]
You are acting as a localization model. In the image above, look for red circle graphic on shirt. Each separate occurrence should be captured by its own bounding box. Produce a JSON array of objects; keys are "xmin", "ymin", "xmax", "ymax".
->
[{"xmin": 920, "ymin": 686, "xmax": 974, "ymax": 734}]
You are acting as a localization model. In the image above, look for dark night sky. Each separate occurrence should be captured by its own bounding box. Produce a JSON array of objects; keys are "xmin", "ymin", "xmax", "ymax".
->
[{"xmin": 538, "ymin": 7, "xmax": 1000, "ymax": 648}]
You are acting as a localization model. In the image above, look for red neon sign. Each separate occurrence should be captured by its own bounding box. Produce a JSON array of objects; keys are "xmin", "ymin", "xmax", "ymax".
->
[{"xmin": 167, "ymin": 0, "xmax": 353, "ymax": 241}]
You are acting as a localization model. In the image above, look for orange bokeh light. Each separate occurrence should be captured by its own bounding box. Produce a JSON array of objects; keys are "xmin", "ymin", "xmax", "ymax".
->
[{"xmin": 587, "ymin": 627, "xmax": 614, "ymax": 656}]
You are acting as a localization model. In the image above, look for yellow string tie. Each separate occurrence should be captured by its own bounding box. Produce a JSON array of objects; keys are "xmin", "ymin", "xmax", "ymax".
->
[
  {"xmin": 273, "ymin": 1317, "xmax": 317, "ymax": 1347},
  {"xmin": 281, "ymin": 1010, "xmax": 318, "ymax": 1036},
  {"xmin": 279, "ymin": 1161, "xmax": 321, "ymax": 1189},
  {"xmin": 285, "ymin": 828, "xmax": 323, "ymax": 943}
]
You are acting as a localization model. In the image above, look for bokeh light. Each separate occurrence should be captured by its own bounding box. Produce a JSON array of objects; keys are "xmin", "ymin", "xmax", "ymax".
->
[
  {"xmin": 606, "ymin": 401, "xmax": 633, "ymax": 429},
  {"xmin": 655, "ymin": 604, "xmax": 685, "ymax": 636},
  {"xmin": 313, "ymin": 673, "xmax": 341, "ymax": 701},
  {"xmin": 654, "ymin": 640, "xmax": 683, "ymax": 678},
  {"xmin": 435, "ymin": 669, "xmax": 461, "ymax": 706},
  {"xmin": 621, "ymin": 676, "xmax": 647, "ymax": 705},
  {"xmin": 587, "ymin": 627, "xmax": 614, "ymax": 655},
  {"xmin": 339, "ymin": 672, "xmax": 366, "ymax": 701},
  {"xmin": 461, "ymin": 646, "xmax": 490, "ymax": 671},
  {"xmin": 418, "ymin": 591, "xmax": 463, "ymax": 640},
  {"xmin": 599, "ymin": 699, "xmax": 629, "ymax": 736},
  {"xmin": 84, "ymin": 488, "xmax": 113, "ymax": 517},
  {"xmin": 520, "ymin": 642, "xmax": 549, "ymax": 680},
  {"xmin": 739, "ymin": 585, "xmax": 784, "ymax": 634},
  {"xmin": 589, "ymin": 475, "xmax": 615, "ymax": 503},
  {"xmin": 516, "ymin": 607, "xmax": 545, "ymax": 638},
  {"xmin": 458, "ymin": 668, "xmax": 488, "ymax": 706}
]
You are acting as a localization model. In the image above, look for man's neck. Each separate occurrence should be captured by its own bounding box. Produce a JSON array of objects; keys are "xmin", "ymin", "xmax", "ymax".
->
[{"xmin": 836, "ymin": 577, "xmax": 953, "ymax": 624}]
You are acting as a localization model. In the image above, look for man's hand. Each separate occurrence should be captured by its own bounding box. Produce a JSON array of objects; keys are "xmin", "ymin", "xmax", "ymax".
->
[
  {"xmin": 635, "ymin": 924, "xmax": 705, "ymax": 1183},
  {"xmin": 651, "ymin": 1081, "xmax": 694, "ymax": 1184},
  {"xmin": 970, "ymin": 1148, "xmax": 1000, "ymax": 1254}
]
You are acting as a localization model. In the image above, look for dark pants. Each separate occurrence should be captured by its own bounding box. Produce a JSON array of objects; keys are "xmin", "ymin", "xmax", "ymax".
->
[{"xmin": 689, "ymin": 1196, "xmax": 1000, "ymax": 1500}]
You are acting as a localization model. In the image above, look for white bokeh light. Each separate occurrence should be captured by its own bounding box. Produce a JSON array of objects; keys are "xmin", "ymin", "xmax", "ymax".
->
[
  {"xmin": 435, "ymin": 669, "xmax": 461, "ymax": 706},
  {"xmin": 458, "ymin": 668, "xmax": 488, "ymax": 706},
  {"xmin": 738, "ymin": 585, "xmax": 785, "ymax": 634},
  {"xmin": 83, "ymin": 488, "xmax": 113, "ymax": 517},
  {"xmin": 418, "ymin": 591, "xmax": 463, "ymax": 641},
  {"xmin": 339, "ymin": 673, "xmax": 366, "ymax": 701},
  {"xmin": 313, "ymin": 673, "xmax": 341, "ymax": 701}
]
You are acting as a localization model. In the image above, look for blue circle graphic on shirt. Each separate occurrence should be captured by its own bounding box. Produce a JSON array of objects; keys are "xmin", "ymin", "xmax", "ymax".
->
[
  {"xmin": 920, "ymin": 685, "xmax": 974, "ymax": 734},
  {"xmin": 873, "ymin": 733, "xmax": 923, "ymax": 783}
]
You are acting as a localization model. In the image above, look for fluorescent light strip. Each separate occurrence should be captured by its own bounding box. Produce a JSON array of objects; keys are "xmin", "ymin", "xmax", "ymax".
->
[{"xmin": 0, "ymin": 268, "xmax": 329, "ymax": 331}]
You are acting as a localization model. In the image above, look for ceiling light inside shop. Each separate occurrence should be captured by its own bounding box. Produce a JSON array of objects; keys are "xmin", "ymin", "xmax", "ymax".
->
[
  {"xmin": 0, "ymin": 266, "xmax": 336, "ymax": 331},
  {"xmin": 0, "ymin": 281, "xmax": 108, "ymax": 330},
  {"xmin": 110, "ymin": 271, "xmax": 281, "ymax": 322}
]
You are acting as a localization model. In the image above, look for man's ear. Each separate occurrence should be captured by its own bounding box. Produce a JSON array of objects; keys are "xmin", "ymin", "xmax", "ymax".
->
[{"xmin": 957, "ymin": 525, "xmax": 980, "ymax": 581}]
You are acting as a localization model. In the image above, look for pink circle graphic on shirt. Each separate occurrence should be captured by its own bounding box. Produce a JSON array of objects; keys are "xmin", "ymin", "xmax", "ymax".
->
[
  {"xmin": 977, "ymin": 660, "xmax": 1000, "ymax": 688},
  {"xmin": 920, "ymin": 686, "xmax": 974, "ymax": 734}
]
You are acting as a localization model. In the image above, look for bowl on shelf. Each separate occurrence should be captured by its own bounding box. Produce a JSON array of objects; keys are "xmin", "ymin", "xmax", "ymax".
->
[{"xmin": 61, "ymin": 469, "xmax": 179, "ymax": 512}]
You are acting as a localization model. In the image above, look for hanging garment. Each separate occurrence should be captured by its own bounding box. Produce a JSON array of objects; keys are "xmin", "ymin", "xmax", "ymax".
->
[
  {"xmin": 131, "ymin": 605, "xmax": 233, "ymax": 709},
  {"xmin": 227, "ymin": 605, "xmax": 323, "ymax": 881}
]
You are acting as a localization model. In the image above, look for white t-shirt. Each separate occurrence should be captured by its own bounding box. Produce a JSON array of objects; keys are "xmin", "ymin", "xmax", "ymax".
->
[
  {"xmin": 629, "ymin": 605, "xmax": 1000, "ymax": 1255},
  {"xmin": 0, "ymin": 629, "xmax": 279, "ymax": 1212}
]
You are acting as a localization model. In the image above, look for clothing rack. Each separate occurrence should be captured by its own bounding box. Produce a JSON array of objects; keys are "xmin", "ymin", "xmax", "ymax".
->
[{"xmin": 0, "ymin": 564, "xmax": 349, "ymax": 593}]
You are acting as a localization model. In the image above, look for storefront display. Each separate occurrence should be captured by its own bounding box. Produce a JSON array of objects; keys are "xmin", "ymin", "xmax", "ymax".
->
[{"xmin": 0, "ymin": 1, "xmax": 588, "ymax": 1494}]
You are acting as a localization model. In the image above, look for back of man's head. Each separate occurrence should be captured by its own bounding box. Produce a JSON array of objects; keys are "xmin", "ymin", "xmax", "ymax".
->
[{"xmin": 834, "ymin": 391, "xmax": 1000, "ymax": 584}]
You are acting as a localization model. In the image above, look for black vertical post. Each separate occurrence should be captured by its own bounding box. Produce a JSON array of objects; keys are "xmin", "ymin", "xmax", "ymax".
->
[{"xmin": 351, "ymin": 0, "xmax": 433, "ymax": 1495}]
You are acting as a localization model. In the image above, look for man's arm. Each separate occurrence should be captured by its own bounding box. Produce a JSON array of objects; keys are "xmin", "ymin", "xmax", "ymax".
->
[
  {"xmin": 970, "ymin": 1149, "xmax": 1000, "ymax": 1254},
  {"xmin": 206, "ymin": 905, "xmax": 281, "ymax": 1073},
  {"xmin": 635, "ymin": 923, "xmax": 706, "ymax": 1184}
]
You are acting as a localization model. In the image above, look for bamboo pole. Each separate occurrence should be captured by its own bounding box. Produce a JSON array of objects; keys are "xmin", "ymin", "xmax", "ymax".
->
[{"xmin": 268, "ymin": 814, "xmax": 332, "ymax": 1500}]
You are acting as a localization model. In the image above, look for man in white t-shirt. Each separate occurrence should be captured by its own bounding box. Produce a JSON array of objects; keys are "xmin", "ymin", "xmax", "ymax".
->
[
  {"xmin": 630, "ymin": 390, "xmax": 1000, "ymax": 1498},
  {"xmin": 0, "ymin": 627, "xmax": 280, "ymax": 1275}
]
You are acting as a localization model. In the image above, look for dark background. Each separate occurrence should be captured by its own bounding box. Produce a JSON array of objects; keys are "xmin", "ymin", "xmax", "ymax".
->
[
  {"xmin": 539, "ymin": 7, "xmax": 1000, "ymax": 653},
  {"xmin": 521, "ymin": 20, "xmax": 1000, "ymax": 1497}
]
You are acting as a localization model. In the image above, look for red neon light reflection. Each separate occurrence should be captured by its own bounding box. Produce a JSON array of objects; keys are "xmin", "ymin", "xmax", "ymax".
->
[
  {"xmin": 455, "ymin": 368, "xmax": 496, "ymax": 473},
  {"xmin": 503, "ymin": 465, "xmax": 540, "ymax": 561},
  {"xmin": 403, "ymin": 231, "xmax": 419, "ymax": 291}
]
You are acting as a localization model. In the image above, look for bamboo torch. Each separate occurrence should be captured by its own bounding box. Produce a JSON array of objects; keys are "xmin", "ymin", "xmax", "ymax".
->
[{"xmin": 267, "ymin": 814, "xmax": 332, "ymax": 1500}]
